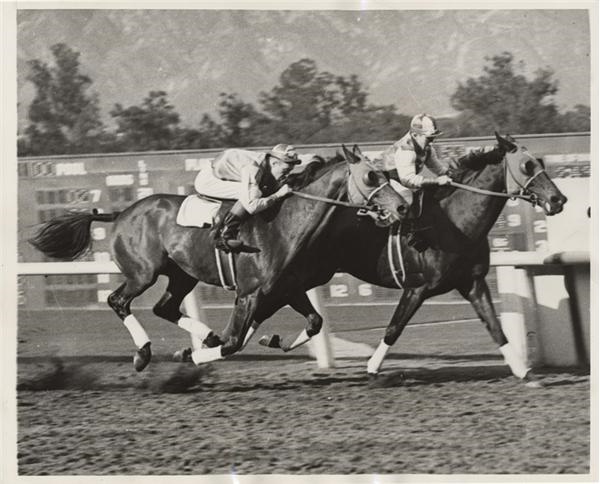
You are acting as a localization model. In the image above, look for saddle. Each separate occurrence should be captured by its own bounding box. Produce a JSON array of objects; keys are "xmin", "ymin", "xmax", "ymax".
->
[
  {"xmin": 176, "ymin": 196, "xmax": 240, "ymax": 290},
  {"xmin": 176, "ymin": 194, "xmax": 227, "ymax": 228}
]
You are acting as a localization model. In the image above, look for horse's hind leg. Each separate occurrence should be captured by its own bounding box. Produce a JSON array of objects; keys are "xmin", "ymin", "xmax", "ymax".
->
[
  {"xmin": 107, "ymin": 274, "xmax": 157, "ymax": 372},
  {"xmin": 153, "ymin": 259, "xmax": 221, "ymax": 359},
  {"xmin": 258, "ymin": 291, "xmax": 323, "ymax": 352}
]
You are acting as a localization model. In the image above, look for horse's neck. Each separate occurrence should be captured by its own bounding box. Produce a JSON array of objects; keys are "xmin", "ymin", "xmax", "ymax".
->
[
  {"xmin": 442, "ymin": 163, "xmax": 507, "ymax": 242},
  {"xmin": 252, "ymin": 166, "xmax": 346, "ymax": 276}
]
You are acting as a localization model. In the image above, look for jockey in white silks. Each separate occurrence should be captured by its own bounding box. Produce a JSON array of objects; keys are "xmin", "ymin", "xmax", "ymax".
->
[
  {"xmin": 194, "ymin": 144, "xmax": 301, "ymax": 252},
  {"xmin": 379, "ymin": 114, "xmax": 454, "ymax": 248},
  {"xmin": 381, "ymin": 113, "xmax": 453, "ymax": 206}
]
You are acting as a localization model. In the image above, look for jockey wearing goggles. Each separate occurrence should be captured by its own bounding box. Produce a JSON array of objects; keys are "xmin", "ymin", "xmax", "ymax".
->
[
  {"xmin": 194, "ymin": 144, "xmax": 300, "ymax": 252},
  {"xmin": 380, "ymin": 113, "xmax": 452, "ymax": 207}
]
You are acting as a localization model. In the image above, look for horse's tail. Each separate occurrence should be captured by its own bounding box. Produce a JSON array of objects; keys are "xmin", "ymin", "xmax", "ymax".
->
[{"xmin": 29, "ymin": 209, "xmax": 120, "ymax": 261}]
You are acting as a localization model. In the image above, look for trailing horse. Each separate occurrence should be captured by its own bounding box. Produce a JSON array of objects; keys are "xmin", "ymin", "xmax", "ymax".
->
[
  {"xmin": 30, "ymin": 145, "xmax": 408, "ymax": 371},
  {"xmin": 259, "ymin": 133, "xmax": 567, "ymax": 386}
]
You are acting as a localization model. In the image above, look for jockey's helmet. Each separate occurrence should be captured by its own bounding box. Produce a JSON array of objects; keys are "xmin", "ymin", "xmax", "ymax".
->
[
  {"xmin": 269, "ymin": 144, "xmax": 301, "ymax": 164},
  {"xmin": 410, "ymin": 114, "xmax": 442, "ymax": 138}
]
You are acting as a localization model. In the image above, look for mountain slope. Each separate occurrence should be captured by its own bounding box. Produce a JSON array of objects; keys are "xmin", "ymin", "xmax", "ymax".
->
[{"xmin": 16, "ymin": 9, "xmax": 591, "ymax": 128}]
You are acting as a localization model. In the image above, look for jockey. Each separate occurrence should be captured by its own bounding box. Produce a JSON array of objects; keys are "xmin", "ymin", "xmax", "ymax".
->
[
  {"xmin": 194, "ymin": 144, "xmax": 301, "ymax": 252},
  {"xmin": 380, "ymin": 113, "xmax": 453, "ymax": 248},
  {"xmin": 381, "ymin": 113, "xmax": 453, "ymax": 206}
]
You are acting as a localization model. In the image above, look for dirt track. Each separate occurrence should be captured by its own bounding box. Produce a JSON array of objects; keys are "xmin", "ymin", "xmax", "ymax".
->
[
  {"xmin": 16, "ymin": 309, "xmax": 591, "ymax": 476},
  {"xmin": 17, "ymin": 357, "xmax": 590, "ymax": 476}
]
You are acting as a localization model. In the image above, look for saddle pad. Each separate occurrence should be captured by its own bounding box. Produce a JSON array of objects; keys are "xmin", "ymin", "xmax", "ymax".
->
[{"xmin": 176, "ymin": 195, "xmax": 222, "ymax": 228}]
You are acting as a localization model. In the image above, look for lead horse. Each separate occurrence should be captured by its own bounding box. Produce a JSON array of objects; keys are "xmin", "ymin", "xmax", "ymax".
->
[
  {"xmin": 30, "ymin": 145, "xmax": 407, "ymax": 371},
  {"xmin": 258, "ymin": 133, "xmax": 567, "ymax": 385}
]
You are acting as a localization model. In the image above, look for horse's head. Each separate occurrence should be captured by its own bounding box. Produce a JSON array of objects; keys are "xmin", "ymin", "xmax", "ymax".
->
[
  {"xmin": 341, "ymin": 144, "xmax": 408, "ymax": 226},
  {"xmin": 496, "ymin": 132, "xmax": 567, "ymax": 215}
]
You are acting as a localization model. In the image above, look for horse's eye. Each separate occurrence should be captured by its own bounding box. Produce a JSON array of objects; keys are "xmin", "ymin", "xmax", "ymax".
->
[
  {"xmin": 362, "ymin": 170, "xmax": 378, "ymax": 186},
  {"xmin": 520, "ymin": 160, "xmax": 536, "ymax": 176}
]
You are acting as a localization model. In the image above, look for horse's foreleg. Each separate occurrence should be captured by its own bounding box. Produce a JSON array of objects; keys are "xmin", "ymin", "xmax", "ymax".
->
[
  {"xmin": 458, "ymin": 276, "xmax": 535, "ymax": 383},
  {"xmin": 191, "ymin": 292, "xmax": 259, "ymax": 364},
  {"xmin": 258, "ymin": 292, "xmax": 323, "ymax": 352},
  {"xmin": 153, "ymin": 263, "xmax": 221, "ymax": 356},
  {"xmin": 367, "ymin": 286, "xmax": 426, "ymax": 375}
]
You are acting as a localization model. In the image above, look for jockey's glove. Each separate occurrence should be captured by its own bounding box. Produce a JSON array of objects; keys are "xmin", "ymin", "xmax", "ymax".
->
[
  {"xmin": 435, "ymin": 175, "xmax": 453, "ymax": 186},
  {"xmin": 275, "ymin": 184, "xmax": 293, "ymax": 198}
]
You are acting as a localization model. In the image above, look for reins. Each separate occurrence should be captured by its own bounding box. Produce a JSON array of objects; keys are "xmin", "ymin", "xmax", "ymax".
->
[
  {"xmin": 448, "ymin": 151, "xmax": 543, "ymax": 204},
  {"xmin": 290, "ymin": 190, "xmax": 375, "ymax": 210},
  {"xmin": 448, "ymin": 181, "xmax": 533, "ymax": 202},
  {"xmin": 290, "ymin": 163, "xmax": 385, "ymax": 212}
]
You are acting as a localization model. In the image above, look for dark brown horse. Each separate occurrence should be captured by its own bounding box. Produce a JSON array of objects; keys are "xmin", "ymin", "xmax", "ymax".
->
[
  {"xmin": 30, "ymin": 145, "xmax": 408, "ymax": 371},
  {"xmin": 258, "ymin": 133, "xmax": 567, "ymax": 385}
]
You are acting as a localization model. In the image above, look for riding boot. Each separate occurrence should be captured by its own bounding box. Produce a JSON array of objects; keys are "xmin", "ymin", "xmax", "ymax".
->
[
  {"xmin": 215, "ymin": 201, "xmax": 250, "ymax": 253},
  {"xmin": 405, "ymin": 221, "xmax": 426, "ymax": 250},
  {"xmin": 403, "ymin": 195, "xmax": 427, "ymax": 251}
]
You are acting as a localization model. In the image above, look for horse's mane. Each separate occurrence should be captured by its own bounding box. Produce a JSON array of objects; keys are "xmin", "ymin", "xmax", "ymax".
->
[
  {"xmin": 430, "ymin": 144, "xmax": 505, "ymax": 201},
  {"xmin": 453, "ymin": 144, "xmax": 504, "ymax": 173},
  {"xmin": 285, "ymin": 154, "xmax": 345, "ymax": 190}
]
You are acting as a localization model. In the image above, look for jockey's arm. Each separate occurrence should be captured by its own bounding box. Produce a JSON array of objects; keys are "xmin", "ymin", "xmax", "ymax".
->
[
  {"xmin": 394, "ymin": 150, "xmax": 425, "ymax": 188},
  {"xmin": 425, "ymin": 147, "xmax": 451, "ymax": 176},
  {"xmin": 238, "ymin": 164, "xmax": 283, "ymax": 214}
]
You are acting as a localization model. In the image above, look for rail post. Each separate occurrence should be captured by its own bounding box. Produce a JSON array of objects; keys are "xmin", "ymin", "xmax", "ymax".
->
[{"xmin": 306, "ymin": 288, "xmax": 335, "ymax": 369}]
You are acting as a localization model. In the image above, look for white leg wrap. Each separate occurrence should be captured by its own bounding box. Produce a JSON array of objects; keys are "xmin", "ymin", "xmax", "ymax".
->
[
  {"xmin": 241, "ymin": 326, "xmax": 256, "ymax": 350},
  {"xmin": 177, "ymin": 317, "xmax": 212, "ymax": 340},
  {"xmin": 499, "ymin": 343, "xmax": 530, "ymax": 379},
  {"xmin": 123, "ymin": 314, "xmax": 150, "ymax": 349},
  {"xmin": 287, "ymin": 329, "xmax": 311, "ymax": 351},
  {"xmin": 190, "ymin": 333, "xmax": 204, "ymax": 351},
  {"xmin": 367, "ymin": 339, "xmax": 391, "ymax": 374},
  {"xmin": 191, "ymin": 345, "xmax": 223, "ymax": 365}
]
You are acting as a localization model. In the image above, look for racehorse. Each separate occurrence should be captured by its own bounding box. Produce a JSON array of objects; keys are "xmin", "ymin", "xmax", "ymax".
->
[
  {"xmin": 29, "ymin": 145, "xmax": 408, "ymax": 371},
  {"xmin": 258, "ymin": 133, "xmax": 567, "ymax": 385}
]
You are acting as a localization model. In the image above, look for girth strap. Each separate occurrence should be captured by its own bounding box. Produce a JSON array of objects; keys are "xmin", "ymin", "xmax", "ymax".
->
[
  {"xmin": 215, "ymin": 248, "xmax": 237, "ymax": 291},
  {"xmin": 387, "ymin": 226, "xmax": 405, "ymax": 289}
]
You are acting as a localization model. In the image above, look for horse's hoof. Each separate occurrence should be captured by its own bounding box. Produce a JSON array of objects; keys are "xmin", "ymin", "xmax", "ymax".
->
[
  {"xmin": 173, "ymin": 347, "xmax": 192, "ymax": 363},
  {"xmin": 525, "ymin": 380, "xmax": 544, "ymax": 389},
  {"xmin": 203, "ymin": 332, "xmax": 223, "ymax": 348},
  {"xmin": 523, "ymin": 372, "xmax": 544, "ymax": 388},
  {"xmin": 258, "ymin": 334, "xmax": 281, "ymax": 349},
  {"xmin": 134, "ymin": 342, "xmax": 152, "ymax": 372}
]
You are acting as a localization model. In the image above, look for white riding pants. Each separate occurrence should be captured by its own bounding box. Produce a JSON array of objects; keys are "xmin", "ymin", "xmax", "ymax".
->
[{"xmin": 194, "ymin": 165, "xmax": 241, "ymax": 200}]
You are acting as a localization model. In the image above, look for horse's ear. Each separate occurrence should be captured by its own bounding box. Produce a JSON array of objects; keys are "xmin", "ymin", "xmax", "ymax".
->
[
  {"xmin": 342, "ymin": 144, "xmax": 359, "ymax": 164},
  {"xmin": 495, "ymin": 131, "xmax": 517, "ymax": 153},
  {"xmin": 352, "ymin": 144, "xmax": 363, "ymax": 157}
]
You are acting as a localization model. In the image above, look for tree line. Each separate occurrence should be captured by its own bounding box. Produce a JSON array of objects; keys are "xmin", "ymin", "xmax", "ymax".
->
[{"xmin": 18, "ymin": 44, "xmax": 590, "ymax": 157}]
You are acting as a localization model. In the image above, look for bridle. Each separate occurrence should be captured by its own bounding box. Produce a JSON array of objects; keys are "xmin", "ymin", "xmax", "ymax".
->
[
  {"xmin": 290, "ymin": 161, "xmax": 392, "ymax": 221},
  {"xmin": 448, "ymin": 149, "xmax": 543, "ymax": 205}
]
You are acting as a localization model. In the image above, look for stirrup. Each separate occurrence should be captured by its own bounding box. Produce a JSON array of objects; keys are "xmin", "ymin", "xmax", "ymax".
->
[{"xmin": 216, "ymin": 237, "xmax": 243, "ymax": 253}]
